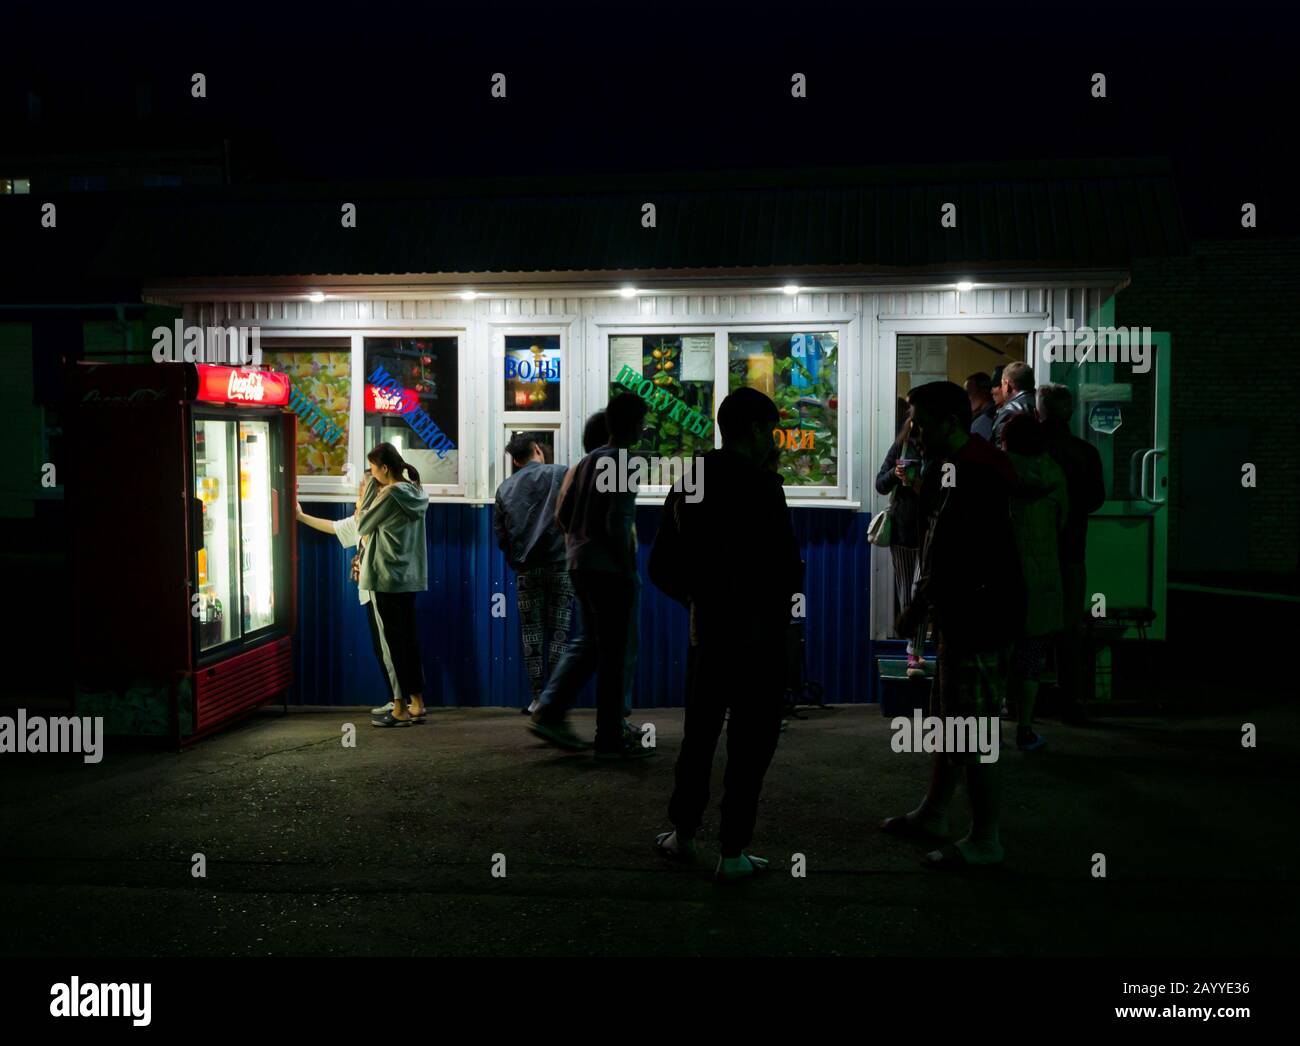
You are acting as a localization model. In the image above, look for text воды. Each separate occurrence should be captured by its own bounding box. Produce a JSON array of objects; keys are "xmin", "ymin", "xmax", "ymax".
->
[{"xmin": 368, "ymin": 364, "xmax": 455, "ymax": 458}]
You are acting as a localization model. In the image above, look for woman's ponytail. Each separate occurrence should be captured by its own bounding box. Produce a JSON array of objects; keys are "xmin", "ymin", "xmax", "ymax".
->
[{"xmin": 367, "ymin": 442, "xmax": 421, "ymax": 486}]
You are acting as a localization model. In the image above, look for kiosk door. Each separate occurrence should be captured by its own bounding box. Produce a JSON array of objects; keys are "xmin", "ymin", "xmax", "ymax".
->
[{"xmin": 1037, "ymin": 301, "xmax": 1171, "ymax": 641}]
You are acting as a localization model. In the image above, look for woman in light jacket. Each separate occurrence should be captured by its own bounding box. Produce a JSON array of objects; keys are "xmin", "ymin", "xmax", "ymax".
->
[
  {"xmin": 875, "ymin": 414, "xmax": 929, "ymax": 677},
  {"xmin": 1000, "ymin": 413, "xmax": 1068, "ymax": 752},
  {"xmin": 298, "ymin": 443, "xmax": 430, "ymax": 726}
]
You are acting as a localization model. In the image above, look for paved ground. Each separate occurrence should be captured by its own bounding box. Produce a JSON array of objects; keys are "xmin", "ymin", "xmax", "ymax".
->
[{"xmin": 0, "ymin": 702, "xmax": 1295, "ymax": 956}]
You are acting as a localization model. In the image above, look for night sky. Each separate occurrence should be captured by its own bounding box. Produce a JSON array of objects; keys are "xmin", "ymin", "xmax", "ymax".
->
[{"xmin": 3, "ymin": 2, "xmax": 1298, "ymax": 236}]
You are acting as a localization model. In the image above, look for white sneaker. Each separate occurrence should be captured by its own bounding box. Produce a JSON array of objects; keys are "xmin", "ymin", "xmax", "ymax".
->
[{"xmin": 370, "ymin": 701, "xmax": 395, "ymax": 717}]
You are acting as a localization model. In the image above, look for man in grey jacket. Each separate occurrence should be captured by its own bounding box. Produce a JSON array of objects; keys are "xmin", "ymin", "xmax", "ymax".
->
[
  {"xmin": 991, "ymin": 361, "xmax": 1036, "ymax": 446},
  {"xmin": 494, "ymin": 434, "xmax": 574, "ymax": 713}
]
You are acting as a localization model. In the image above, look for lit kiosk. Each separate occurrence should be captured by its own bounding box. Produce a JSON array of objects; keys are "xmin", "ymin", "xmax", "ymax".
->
[{"xmin": 69, "ymin": 363, "xmax": 298, "ymax": 744}]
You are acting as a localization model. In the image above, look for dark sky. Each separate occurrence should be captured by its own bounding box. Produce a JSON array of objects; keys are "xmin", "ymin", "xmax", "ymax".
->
[{"xmin": 4, "ymin": 1, "xmax": 1298, "ymax": 236}]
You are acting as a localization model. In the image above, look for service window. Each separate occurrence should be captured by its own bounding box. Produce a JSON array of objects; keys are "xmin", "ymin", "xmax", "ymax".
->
[
  {"xmin": 260, "ymin": 341, "xmax": 352, "ymax": 491},
  {"xmin": 607, "ymin": 332, "xmax": 717, "ymax": 464},
  {"xmin": 503, "ymin": 335, "xmax": 561, "ymax": 412},
  {"xmin": 503, "ymin": 426, "xmax": 559, "ymax": 477},
  {"xmin": 363, "ymin": 336, "xmax": 460, "ymax": 489},
  {"xmin": 727, "ymin": 330, "xmax": 840, "ymax": 489}
]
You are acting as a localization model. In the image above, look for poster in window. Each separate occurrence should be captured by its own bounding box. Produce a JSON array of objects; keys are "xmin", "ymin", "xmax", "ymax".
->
[
  {"xmin": 610, "ymin": 336, "xmax": 643, "ymax": 379},
  {"xmin": 680, "ymin": 335, "xmax": 714, "ymax": 381}
]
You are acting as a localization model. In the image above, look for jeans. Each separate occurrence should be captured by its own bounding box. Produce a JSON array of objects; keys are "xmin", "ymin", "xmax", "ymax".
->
[
  {"xmin": 536, "ymin": 593, "xmax": 595, "ymax": 714},
  {"xmin": 668, "ymin": 630, "xmax": 784, "ymax": 856},
  {"xmin": 623, "ymin": 576, "xmax": 641, "ymax": 716},
  {"xmin": 566, "ymin": 570, "xmax": 637, "ymax": 751}
]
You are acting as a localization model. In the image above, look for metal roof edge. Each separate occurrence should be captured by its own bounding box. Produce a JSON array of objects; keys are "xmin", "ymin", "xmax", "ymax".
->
[{"xmin": 144, "ymin": 267, "xmax": 1130, "ymax": 304}]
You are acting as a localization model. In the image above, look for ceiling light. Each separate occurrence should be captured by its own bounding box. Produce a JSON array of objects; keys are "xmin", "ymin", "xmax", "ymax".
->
[
  {"xmin": 459, "ymin": 291, "xmax": 479, "ymax": 301},
  {"xmin": 782, "ymin": 284, "xmax": 800, "ymax": 295},
  {"xmin": 955, "ymin": 281, "xmax": 973, "ymax": 292},
  {"xmin": 618, "ymin": 287, "xmax": 638, "ymax": 299},
  {"xmin": 306, "ymin": 292, "xmax": 326, "ymax": 303}
]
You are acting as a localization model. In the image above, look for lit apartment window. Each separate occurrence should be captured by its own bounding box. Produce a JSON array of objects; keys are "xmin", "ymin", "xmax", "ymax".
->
[{"xmin": 1, "ymin": 178, "xmax": 32, "ymax": 194}]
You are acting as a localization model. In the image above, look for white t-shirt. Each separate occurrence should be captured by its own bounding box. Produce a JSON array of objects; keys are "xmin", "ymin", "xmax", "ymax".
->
[{"xmin": 333, "ymin": 515, "xmax": 371, "ymax": 606}]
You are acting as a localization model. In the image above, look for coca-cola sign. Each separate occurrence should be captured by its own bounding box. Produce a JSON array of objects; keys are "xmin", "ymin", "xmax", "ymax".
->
[
  {"xmin": 227, "ymin": 370, "xmax": 264, "ymax": 401},
  {"xmin": 195, "ymin": 365, "xmax": 290, "ymax": 406}
]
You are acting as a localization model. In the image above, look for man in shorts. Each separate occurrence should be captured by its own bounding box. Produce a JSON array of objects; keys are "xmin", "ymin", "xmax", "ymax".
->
[{"xmin": 882, "ymin": 380, "xmax": 1025, "ymax": 869}]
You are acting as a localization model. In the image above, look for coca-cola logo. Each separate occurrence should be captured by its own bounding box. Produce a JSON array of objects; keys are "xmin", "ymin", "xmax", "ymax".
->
[{"xmin": 226, "ymin": 370, "xmax": 265, "ymax": 402}]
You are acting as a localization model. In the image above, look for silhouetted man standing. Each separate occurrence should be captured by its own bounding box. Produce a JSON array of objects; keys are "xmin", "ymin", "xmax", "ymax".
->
[
  {"xmin": 650, "ymin": 388, "xmax": 802, "ymax": 882},
  {"xmin": 1038, "ymin": 382, "xmax": 1105, "ymax": 723},
  {"xmin": 883, "ymin": 381, "xmax": 1024, "ymax": 869},
  {"xmin": 494, "ymin": 434, "xmax": 572, "ymax": 714},
  {"xmin": 991, "ymin": 361, "xmax": 1035, "ymax": 445},
  {"xmin": 552, "ymin": 393, "xmax": 652, "ymax": 760}
]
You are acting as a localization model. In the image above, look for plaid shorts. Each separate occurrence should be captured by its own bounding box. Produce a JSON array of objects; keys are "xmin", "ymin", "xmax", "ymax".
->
[{"xmin": 935, "ymin": 641, "xmax": 1011, "ymax": 721}]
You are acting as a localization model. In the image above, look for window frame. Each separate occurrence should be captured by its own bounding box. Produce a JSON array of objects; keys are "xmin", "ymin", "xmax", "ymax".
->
[
  {"xmin": 359, "ymin": 331, "xmax": 468, "ymax": 499},
  {"xmin": 487, "ymin": 319, "xmax": 576, "ymax": 497},
  {"xmin": 590, "ymin": 317, "xmax": 854, "ymax": 503},
  {"xmin": 869, "ymin": 314, "xmax": 1048, "ymax": 640},
  {"xmin": 256, "ymin": 336, "xmax": 354, "ymax": 498}
]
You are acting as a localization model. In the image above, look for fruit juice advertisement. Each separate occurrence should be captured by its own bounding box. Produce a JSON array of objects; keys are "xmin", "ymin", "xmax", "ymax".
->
[{"xmin": 790, "ymin": 333, "xmax": 823, "ymax": 390}]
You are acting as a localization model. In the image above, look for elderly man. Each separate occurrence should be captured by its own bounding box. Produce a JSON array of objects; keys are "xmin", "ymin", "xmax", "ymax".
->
[{"xmin": 991, "ymin": 361, "xmax": 1035, "ymax": 446}]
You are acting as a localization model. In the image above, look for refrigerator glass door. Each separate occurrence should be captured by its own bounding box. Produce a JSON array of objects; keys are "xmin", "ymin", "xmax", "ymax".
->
[
  {"xmin": 238, "ymin": 418, "xmax": 277, "ymax": 634},
  {"xmin": 194, "ymin": 418, "xmax": 242, "ymax": 651}
]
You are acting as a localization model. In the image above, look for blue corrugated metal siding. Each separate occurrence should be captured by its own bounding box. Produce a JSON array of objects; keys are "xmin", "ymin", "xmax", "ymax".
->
[{"xmin": 293, "ymin": 501, "xmax": 878, "ymax": 708}]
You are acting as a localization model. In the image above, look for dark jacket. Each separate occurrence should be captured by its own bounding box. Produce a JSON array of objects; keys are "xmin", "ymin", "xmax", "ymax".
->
[
  {"xmin": 971, "ymin": 401, "xmax": 996, "ymax": 442},
  {"xmin": 650, "ymin": 448, "xmax": 802, "ymax": 646},
  {"xmin": 493, "ymin": 460, "xmax": 569, "ymax": 570},
  {"xmin": 1043, "ymin": 421, "xmax": 1106, "ymax": 564},
  {"xmin": 555, "ymin": 446, "xmax": 637, "ymax": 577},
  {"xmin": 1008, "ymin": 451, "xmax": 1068, "ymax": 637},
  {"xmin": 875, "ymin": 439, "xmax": 924, "ymax": 549},
  {"xmin": 992, "ymin": 389, "xmax": 1035, "ymax": 446},
  {"xmin": 913, "ymin": 436, "xmax": 1025, "ymax": 652}
]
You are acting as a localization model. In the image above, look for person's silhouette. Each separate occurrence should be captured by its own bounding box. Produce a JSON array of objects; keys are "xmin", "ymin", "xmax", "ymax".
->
[{"xmin": 649, "ymin": 388, "xmax": 802, "ymax": 882}]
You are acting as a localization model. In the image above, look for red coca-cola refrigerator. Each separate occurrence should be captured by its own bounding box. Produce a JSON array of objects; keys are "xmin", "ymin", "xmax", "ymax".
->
[{"xmin": 69, "ymin": 363, "xmax": 298, "ymax": 744}]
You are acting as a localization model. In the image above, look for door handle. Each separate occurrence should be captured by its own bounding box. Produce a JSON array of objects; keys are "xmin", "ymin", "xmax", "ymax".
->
[
  {"xmin": 271, "ymin": 487, "xmax": 280, "ymax": 537},
  {"xmin": 1140, "ymin": 448, "xmax": 1167, "ymax": 505},
  {"xmin": 1128, "ymin": 449, "xmax": 1147, "ymax": 500}
]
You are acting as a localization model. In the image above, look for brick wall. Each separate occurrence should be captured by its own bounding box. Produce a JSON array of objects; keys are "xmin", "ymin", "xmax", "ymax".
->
[{"xmin": 1116, "ymin": 238, "xmax": 1300, "ymax": 584}]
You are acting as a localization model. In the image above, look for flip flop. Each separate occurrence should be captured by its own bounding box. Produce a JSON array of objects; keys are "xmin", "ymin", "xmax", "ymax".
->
[
  {"xmin": 922, "ymin": 843, "xmax": 1002, "ymax": 872},
  {"xmin": 880, "ymin": 814, "xmax": 949, "ymax": 843},
  {"xmin": 654, "ymin": 831, "xmax": 696, "ymax": 865},
  {"xmin": 717, "ymin": 847, "xmax": 764, "ymax": 883}
]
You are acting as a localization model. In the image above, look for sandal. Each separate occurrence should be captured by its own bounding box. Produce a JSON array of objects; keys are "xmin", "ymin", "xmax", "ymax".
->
[
  {"xmin": 922, "ymin": 843, "xmax": 1002, "ymax": 872},
  {"xmin": 715, "ymin": 854, "xmax": 771, "ymax": 883},
  {"xmin": 880, "ymin": 814, "xmax": 949, "ymax": 843},
  {"xmin": 654, "ymin": 831, "xmax": 697, "ymax": 866}
]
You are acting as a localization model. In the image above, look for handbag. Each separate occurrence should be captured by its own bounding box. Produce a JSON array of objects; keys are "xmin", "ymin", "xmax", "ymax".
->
[{"xmin": 867, "ymin": 507, "xmax": 891, "ymax": 547}]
